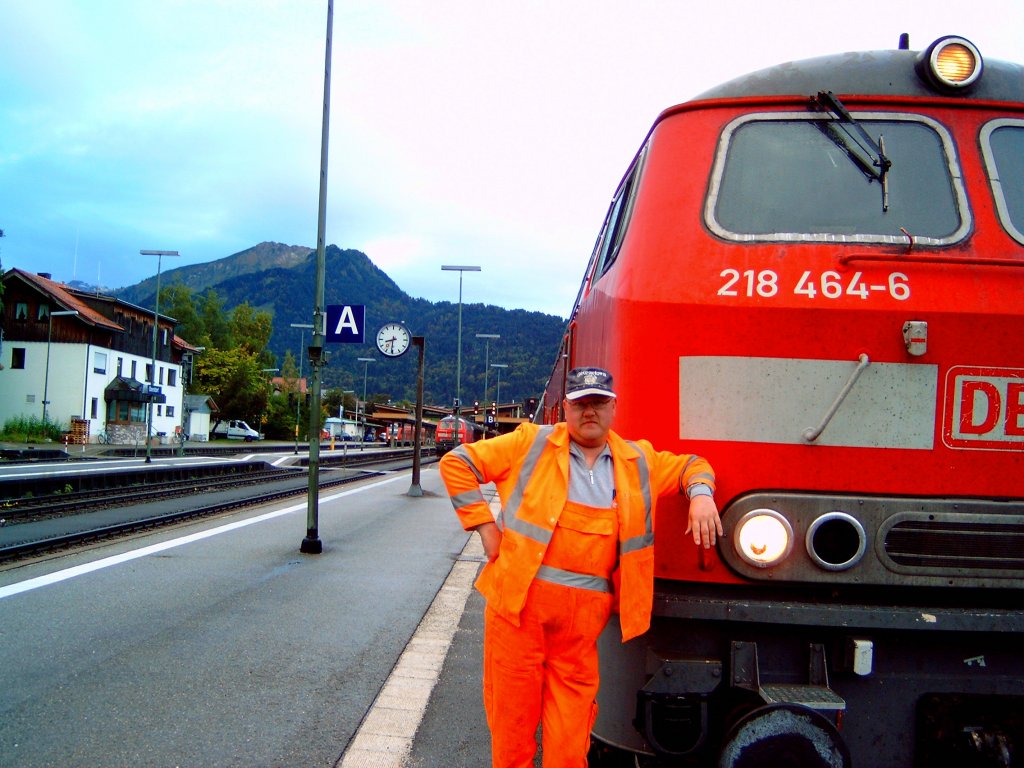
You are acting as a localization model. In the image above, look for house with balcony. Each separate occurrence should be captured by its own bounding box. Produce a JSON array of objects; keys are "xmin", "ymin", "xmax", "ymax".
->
[{"xmin": 0, "ymin": 268, "xmax": 198, "ymax": 444}]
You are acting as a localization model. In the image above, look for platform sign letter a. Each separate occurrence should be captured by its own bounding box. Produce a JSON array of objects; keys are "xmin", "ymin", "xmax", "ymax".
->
[{"xmin": 325, "ymin": 304, "xmax": 365, "ymax": 343}]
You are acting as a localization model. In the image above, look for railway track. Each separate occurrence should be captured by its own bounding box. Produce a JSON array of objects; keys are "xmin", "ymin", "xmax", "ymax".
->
[
  {"xmin": 0, "ymin": 452, "xmax": 436, "ymax": 563},
  {"xmin": 0, "ymin": 449, "xmax": 407, "ymax": 523}
]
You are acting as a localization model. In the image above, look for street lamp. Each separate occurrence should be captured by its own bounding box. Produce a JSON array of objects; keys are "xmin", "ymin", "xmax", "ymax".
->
[
  {"xmin": 140, "ymin": 249, "xmax": 180, "ymax": 464},
  {"xmin": 290, "ymin": 323, "xmax": 315, "ymax": 453},
  {"xmin": 491, "ymin": 363, "xmax": 509, "ymax": 414},
  {"xmin": 441, "ymin": 265, "xmax": 481, "ymax": 433},
  {"xmin": 358, "ymin": 356, "xmax": 374, "ymax": 450},
  {"xmin": 178, "ymin": 345, "xmax": 204, "ymax": 456},
  {"xmin": 475, "ymin": 333, "xmax": 500, "ymax": 404},
  {"xmin": 260, "ymin": 368, "xmax": 279, "ymax": 437},
  {"xmin": 42, "ymin": 310, "xmax": 79, "ymax": 424}
]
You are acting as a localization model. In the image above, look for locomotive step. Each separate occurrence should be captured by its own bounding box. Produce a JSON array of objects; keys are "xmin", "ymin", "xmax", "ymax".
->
[{"xmin": 760, "ymin": 684, "xmax": 846, "ymax": 711}]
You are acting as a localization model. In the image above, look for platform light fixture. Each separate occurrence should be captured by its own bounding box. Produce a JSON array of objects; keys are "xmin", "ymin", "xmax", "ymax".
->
[
  {"xmin": 140, "ymin": 249, "xmax": 180, "ymax": 464},
  {"xmin": 441, "ymin": 265, "xmax": 481, "ymax": 442},
  {"xmin": 475, "ymin": 333, "xmax": 500, "ymax": 404},
  {"xmin": 290, "ymin": 323, "xmax": 315, "ymax": 453},
  {"xmin": 358, "ymin": 357, "xmax": 375, "ymax": 451},
  {"xmin": 490, "ymin": 363, "xmax": 509, "ymax": 415},
  {"xmin": 42, "ymin": 310, "xmax": 79, "ymax": 424}
]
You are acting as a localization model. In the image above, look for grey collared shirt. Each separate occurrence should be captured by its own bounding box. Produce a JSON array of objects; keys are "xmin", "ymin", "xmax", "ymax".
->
[{"xmin": 567, "ymin": 441, "xmax": 615, "ymax": 508}]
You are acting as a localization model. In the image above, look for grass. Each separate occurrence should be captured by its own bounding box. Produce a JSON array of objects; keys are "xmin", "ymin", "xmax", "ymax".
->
[{"xmin": 0, "ymin": 415, "xmax": 65, "ymax": 443}]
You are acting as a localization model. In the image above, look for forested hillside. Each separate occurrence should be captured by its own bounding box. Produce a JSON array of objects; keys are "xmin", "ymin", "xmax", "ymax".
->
[{"xmin": 116, "ymin": 242, "xmax": 567, "ymax": 408}]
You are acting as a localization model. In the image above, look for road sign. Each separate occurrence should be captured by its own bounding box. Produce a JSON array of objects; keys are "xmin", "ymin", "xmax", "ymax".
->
[{"xmin": 325, "ymin": 304, "xmax": 365, "ymax": 343}]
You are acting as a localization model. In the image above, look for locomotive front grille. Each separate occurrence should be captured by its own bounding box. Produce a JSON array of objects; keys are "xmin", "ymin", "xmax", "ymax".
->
[{"xmin": 880, "ymin": 513, "xmax": 1024, "ymax": 574}]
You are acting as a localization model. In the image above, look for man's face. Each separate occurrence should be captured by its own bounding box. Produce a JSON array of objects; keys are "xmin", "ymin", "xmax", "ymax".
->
[{"xmin": 563, "ymin": 395, "xmax": 616, "ymax": 447}]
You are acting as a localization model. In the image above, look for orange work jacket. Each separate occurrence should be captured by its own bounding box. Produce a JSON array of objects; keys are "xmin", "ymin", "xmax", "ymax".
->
[{"xmin": 439, "ymin": 422, "xmax": 716, "ymax": 642}]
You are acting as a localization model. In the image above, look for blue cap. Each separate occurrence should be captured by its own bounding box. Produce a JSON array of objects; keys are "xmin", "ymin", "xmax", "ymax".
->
[{"xmin": 565, "ymin": 367, "xmax": 616, "ymax": 400}]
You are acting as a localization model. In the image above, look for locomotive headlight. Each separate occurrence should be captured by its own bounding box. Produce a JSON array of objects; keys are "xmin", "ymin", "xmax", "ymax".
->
[
  {"xmin": 734, "ymin": 508, "xmax": 793, "ymax": 568},
  {"xmin": 917, "ymin": 36, "xmax": 983, "ymax": 91}
]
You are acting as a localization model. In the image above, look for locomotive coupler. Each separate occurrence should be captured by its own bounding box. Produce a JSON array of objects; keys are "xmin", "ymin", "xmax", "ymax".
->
[{"xmin": 634, "ymin": 656, "xmax": 722, "ymax": 757}]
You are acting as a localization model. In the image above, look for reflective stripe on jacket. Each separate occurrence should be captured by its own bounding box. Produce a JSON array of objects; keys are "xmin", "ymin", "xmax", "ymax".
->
[{"xmin": 439, "ymin": 422, "xmax": 716, "ymax": 642}]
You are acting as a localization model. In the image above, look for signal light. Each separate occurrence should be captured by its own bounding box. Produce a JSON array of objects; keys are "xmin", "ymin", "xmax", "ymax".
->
[
  {"xmin": 917, "ymin": 36, "xmax": 983, "ymax": 91},
  {"xmin": 734, "ymin": 508, "xmax": 793, "ymax": 568}
]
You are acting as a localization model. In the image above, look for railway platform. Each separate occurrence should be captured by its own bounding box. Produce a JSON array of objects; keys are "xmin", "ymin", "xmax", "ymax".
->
[{"xmin": 0, "ymin": 462, "xmax": 498, "ymax": 767}]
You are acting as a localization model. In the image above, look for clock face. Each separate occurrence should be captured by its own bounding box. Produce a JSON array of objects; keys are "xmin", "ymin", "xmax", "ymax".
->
[{"xmin": 376, "ymin": 323, "xmax": 411, "ymax": 357}]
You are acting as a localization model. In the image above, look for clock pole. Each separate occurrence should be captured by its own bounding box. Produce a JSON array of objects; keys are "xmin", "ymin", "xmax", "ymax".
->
[{"xmin": 408, "ymin": 335, "xmax": 426, "ymax": 496}]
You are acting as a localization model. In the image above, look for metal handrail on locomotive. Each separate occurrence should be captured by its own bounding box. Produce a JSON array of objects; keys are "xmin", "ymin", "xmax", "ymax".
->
[
  {"xmin": 435, "ymin": 415, "xmax": 486, "ymax": 455},
  {"xmin": 538, "ymin": 35, "xmax": 1024, "ymax": 768}
]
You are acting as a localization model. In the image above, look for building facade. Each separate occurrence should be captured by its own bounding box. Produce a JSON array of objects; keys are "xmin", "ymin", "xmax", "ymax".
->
[{"xmin": 1, "ymin": 268, "xmax": 195, "ymax": 444}]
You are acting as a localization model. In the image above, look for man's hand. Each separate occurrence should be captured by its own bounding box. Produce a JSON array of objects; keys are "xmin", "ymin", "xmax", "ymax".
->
[
  {"xmin": 474, "ymin": 521, "xmax": 503, "ymax": 562},
  {"xmin": 685, "ymin": 494, "xmax": 724, "ymax": 548}
]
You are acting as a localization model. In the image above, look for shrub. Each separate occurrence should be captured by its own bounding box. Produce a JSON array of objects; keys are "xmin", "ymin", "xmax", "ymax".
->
[{"xmin": 0, "ymin": 415, "xmax": 66, "ymax": 442}]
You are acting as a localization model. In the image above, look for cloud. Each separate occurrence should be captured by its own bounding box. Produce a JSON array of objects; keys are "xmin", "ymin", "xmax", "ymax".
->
[{"xmin": 2, "ymin": 0, "xmax": 1022, "ymax": 318}]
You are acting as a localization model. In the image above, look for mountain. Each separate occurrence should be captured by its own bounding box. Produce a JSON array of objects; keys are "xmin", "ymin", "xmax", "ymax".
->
[{"xmin": 113, "ymin": 242, "xmax": 567, "ymax": 407}]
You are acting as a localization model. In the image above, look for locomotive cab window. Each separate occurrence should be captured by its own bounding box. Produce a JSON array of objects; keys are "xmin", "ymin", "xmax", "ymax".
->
[
  {"xmin": 980, "ymin": 119, "xmax": 1024, "ymax": 246},
  {"xmin": 592, "ymin": 147, "xmax": 646, "ymax": 280},
  {"xmin": 706, "ymin": 113, "xmax": 969, "ymax": 246}
]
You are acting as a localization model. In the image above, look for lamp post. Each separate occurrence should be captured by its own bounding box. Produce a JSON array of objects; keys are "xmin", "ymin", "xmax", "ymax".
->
[
  {"xmin": 491, "ymin": 363, "xmax": 509, "ymax": 414},
  {"xmin": 341, "ymin": 389, "xmax": 355, "ymax": 420},
  {"xmin": 260, "ymin": 368, "xmax": 279, "ymax": 437},
  {"xmin": 357, "ymin": 356, "xmax": 374, "ymax": 450},
  {"xmin": 475, "ymin": 333, "xmax": 500, "ymax": 404},
  {"xmin": 178, "ymin": 345, "xmax": 204, "ymax": 456},
  {"xmin": 140, "ymin": 249, "xmax": 180, "ymax": 464},
  {"xmin": 290, "ymin": 323, "xmax": 315, "ymax": 454},
  {"xmin": 441, "ymin": 265, "xmax": 480, "ymax": 440},
  {"xmin": 42, "ymin": 310, "xmax": 79, "ymax": 424}
]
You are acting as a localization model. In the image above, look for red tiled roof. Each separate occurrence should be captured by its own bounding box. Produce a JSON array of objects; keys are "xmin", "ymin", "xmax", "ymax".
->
[
  {"xmin": 10, "ymin": 269, "xmax": 124, "ymax": 333},
  {"xmin": 271, "ymin": 376, "xmax": 308, "ymax": 395},
  {"xmin": 172, "ymin": 335, "xmax": 201, "ymax": 352}
]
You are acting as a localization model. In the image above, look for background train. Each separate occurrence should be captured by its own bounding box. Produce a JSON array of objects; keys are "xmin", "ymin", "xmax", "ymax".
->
[
  {"xmin": 435, "ymin": 415, "xmax": 486, "ymax": 455},
  {"xmin": 540, "ymin": 34, "xmax": 1024, "ymax": 767}
]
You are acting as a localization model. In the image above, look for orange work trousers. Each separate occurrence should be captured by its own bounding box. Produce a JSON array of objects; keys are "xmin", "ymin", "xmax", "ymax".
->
[{"xmin": 483, "ymin": 500, "xmax": 618, "ymax": 768}]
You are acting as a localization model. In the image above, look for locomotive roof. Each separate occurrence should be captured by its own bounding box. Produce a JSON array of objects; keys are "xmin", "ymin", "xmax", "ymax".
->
[{"xmin": 693, "ymin": 47, "xmax": 1024, "ymax": 104}]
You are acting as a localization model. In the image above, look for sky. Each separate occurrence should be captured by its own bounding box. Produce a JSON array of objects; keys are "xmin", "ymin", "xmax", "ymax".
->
[{"xmin": 2, "ymin": 1, "xmax": 1021, "ymax": 319}]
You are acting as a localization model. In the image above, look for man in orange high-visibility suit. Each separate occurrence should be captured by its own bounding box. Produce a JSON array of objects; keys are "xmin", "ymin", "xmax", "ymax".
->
[{"xmin": 439, "ymin": 367, "xmax": 722, "ymax": 768}]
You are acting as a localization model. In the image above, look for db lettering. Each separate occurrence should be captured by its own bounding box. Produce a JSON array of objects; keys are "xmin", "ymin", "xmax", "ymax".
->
[
  {"xmin": 945, "ymin": 369, "xmax": 1024, "ymax": 449},
  {"xmin": 959, "ymin": 380, "xmax": 1024, "ymax": 436}
]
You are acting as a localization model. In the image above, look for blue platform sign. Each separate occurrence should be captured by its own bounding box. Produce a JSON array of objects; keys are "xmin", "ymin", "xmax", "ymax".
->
[{"xmin": 325, "ymin": 304, "xmax": 366, "ymax": 343}]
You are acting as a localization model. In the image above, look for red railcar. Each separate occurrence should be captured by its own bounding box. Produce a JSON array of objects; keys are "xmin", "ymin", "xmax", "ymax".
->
[
  {"xmin": 541, "ymin": 35, "xmax": 1024, "ymax": 768},
  {"xmin": 385, "ymin": 421, "xmax": 416, "ymax": 446}
]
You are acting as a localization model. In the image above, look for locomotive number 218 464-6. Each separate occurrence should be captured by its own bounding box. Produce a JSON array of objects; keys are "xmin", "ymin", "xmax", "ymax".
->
[{"xmin": 717, "ymin": 269, "xmax": 911, "ymax": 301}]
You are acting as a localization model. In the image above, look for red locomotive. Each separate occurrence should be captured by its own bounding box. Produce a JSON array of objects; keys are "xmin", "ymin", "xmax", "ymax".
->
[
  {"xmin": 541, "ymin": 35, "xmax": 1024, "ymax": 768},
  {"xmin": 435, "ymin": 415, "xmax": 485, "ymax": 455}
]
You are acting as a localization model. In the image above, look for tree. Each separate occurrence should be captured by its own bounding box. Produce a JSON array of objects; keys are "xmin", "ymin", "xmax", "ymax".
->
[
  {"xmin": 160, "ymin": 283, "xmax": 205, "ymax": 346},
  {"xmin": 197, "ymin": 289, "xmax": 232, "ymax": 350},
  {"xmin": 263, "ymin": 390, "xmax": 297, "ymax": 440},
  {"xmin": 193, "ymin": 347, "xmax": 269, "ymax": 424},
  {"xmin": 231, "ymin": 302, "xmax": 273, "ymax": 356}
]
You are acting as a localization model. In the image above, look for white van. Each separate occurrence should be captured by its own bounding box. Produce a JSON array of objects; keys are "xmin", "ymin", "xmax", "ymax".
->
[{"xmin": 210, "ymin": 419, "xmax": 262, "ymax": 442}]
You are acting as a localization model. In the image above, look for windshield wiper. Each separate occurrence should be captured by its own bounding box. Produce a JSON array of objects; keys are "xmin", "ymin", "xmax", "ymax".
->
[{"xmin": 810, "ymin": 90, "xmax": 892, "ymax": 211}]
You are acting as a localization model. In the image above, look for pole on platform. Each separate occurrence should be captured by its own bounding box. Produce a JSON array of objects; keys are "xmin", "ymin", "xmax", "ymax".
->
[
  {"xmin": 408, "ymin": 336, "xmax": 425, "ymax": 497},
  {"xmin": 301, "ymin": 0, "xmax": 333, "ymax": 555}
]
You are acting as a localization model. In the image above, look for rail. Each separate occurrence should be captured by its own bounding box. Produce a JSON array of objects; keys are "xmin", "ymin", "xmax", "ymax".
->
[{"xmin": 0, "ymin": 453, "xmax": 437, "ymax": 563}]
